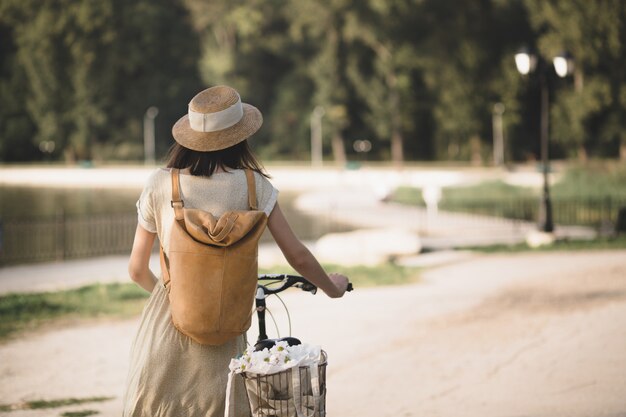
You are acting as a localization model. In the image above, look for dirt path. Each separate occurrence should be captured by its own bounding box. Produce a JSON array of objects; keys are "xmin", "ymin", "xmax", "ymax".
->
[
  {"xmin": 1, "ymin": 250, "xmax": 625, "ymax": 417},
  {"xmin": 324, "ymin": 250, "xmax": 626, "ymax": 417}
]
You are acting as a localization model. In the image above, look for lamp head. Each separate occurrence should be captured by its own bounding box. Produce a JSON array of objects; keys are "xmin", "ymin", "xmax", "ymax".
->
[
  {"xmin": 553, "ymin": 52, "xmax": 574, "ymax": 78},
  {"xmin": 515, "ymin": 47, "xmax": 537, "ymax": 75}
]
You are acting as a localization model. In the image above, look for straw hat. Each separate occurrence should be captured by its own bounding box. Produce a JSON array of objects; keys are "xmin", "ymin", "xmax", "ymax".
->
[{"xmin": 172, "ymin": 86, "xmax": 263, "ymax": 152}]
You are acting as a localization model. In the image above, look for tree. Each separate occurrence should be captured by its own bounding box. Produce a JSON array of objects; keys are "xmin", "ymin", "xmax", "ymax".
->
[
  {"xmin": 0, "ymin": 0, "xmax": 202, "ymax": 162},
  {"xmin": 285, "ymin": 0, "xmax": 363, "ymax": 165},
  {"xmin": 524, "ymin": 0, "xmax": 626, "ymax": 159},
  {"xmin": 343, "ymin": 0, "xmax": 428, "ymax": 165},
  {"xmin": 0, "ymin": 21, "xmax": 38, "ymax": 161},
  {"xmin": 1, "ymin": 0, "xmax": 78, "ymax": 160},
  {"xmin": 422, "ymin": 1, "xmax": 527, "ymax": 162},
  {"xmin": 183, "ymin": 0, "xmax": 304, "ymax": 155},
  {"xmin": 1, "ymin": 0, "xmax": 624, "ymax": 163}
]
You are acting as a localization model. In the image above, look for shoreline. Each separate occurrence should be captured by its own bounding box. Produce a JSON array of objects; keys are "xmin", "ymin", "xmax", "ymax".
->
[{"xmin": 0, "ymin": 165, "xmax": 553, "ymax": 191}]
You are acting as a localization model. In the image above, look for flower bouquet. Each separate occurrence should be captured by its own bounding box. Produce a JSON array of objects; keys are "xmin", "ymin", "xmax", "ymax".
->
[{"xmin": 225, "ymin": 341, "xmax": 327, "ymax": 417}]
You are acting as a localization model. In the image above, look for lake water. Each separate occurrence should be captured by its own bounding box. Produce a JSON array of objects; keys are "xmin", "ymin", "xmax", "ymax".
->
[
  {"xmin": 0, "ymin": 186, "xmax": 141, "ymax": 219},
  {"xmin": 0, "ymin": 185, "xmax": 348, "ymax": 241}
]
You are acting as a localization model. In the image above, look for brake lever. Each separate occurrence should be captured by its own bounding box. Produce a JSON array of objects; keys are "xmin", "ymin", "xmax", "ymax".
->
[{"xmin": 297, "ymin": 282, "xmax": 317, "ymax": 294}]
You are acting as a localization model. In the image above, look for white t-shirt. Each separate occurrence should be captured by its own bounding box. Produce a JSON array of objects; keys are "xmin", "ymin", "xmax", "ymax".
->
[{"xmin": 136, "ymin": 167, "xmax": 278, "ymax": 253}]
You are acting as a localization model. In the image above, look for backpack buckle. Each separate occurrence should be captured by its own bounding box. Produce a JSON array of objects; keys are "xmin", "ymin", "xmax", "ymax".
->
[{"xmin": 171, "ymin": 200, "xmax": 184, "ymax": 208}]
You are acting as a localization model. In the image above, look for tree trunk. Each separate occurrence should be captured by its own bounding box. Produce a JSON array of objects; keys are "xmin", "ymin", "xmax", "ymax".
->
[
  {"xmin": 331, "ymin": 131, "xmax": 346, "ymax": 166},
  {"xmin": 391, "ymin": 130, "xmax": 404, "ymax": 167},
  {"xmin": 387, "ymin": 73, "xmax": 403, "ymax": 167},
  {"xmin": 574, "ymin": 68, "xmax": 584, "ymax": 92},
  {"xmin": 470, "ymin": 135, "xmax": 482, "ymax": 166}
]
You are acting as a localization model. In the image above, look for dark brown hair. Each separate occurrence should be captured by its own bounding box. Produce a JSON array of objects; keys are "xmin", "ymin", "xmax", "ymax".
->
[{"xmin": 165, "ymin": 140, "xmax": 269, "ymax": 178}]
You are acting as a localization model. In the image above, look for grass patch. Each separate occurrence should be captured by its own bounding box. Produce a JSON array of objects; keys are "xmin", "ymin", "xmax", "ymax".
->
[
  {"xmin": 0, "ymin": 396, "xmax": 112, "ymax": 412},
  {"xmin": 260, "ymin": 263, "xmax": 422, "ymax": 288},
  {"xmin": 441, "ymin": 180, "xmax": 535, "ymax": 200},
  {"xmin": 393, "ymin": 164, "xmax": 626, "ymax": 207},
  {"xmin": 0, "ymin": 282, "xmax": 149, "ymax": 341},
  {"xmin": 467, "ymin": 235, "xmax": 626, "ymax": 253},
  {"xmin": 61, "ymin": 410, "xmax": 100, "ymax": 417},
  {"xmin": 392, "ymin": 165, "xmax": 626, "ymax": 228},
  {"xmin": 551, "ymin": 163, "xmax": 626, "ymax": 198},
  {"xmin": 393, "ymin": 180, "xmax": 536, "ymax": 206}
]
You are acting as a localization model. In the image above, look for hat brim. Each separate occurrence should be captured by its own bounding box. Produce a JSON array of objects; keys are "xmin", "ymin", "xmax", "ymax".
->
[{"xmin": 172, "ymin": 103, "xmax": 263, "ymax": 152}]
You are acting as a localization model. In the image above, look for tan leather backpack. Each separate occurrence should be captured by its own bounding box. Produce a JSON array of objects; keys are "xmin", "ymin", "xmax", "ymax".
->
[{"xmin": 159, "ymin": 168, "xmax": 268, "ymax": 345}]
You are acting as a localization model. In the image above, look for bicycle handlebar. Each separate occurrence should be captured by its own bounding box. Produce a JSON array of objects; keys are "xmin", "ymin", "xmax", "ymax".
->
[
  {"xmin": 255, "ymin": 274, "xmax": 353, "ymax": 342},
  {"xmin": 257, "ymin": 274, "xmax": 353, "ymax": 296}
]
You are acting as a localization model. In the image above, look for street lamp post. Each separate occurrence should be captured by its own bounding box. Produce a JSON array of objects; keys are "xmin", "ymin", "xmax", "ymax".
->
[
  {"xmin": 310, "ymin": 106, "xmax": 325, "ymax": 167},
  {"xmin": 492, "ymin": 103, "xmax": 505, "ymax": 166},
  {"xmin": 515, "ymin": 48, "xmax": 574, "ymax": 233},
  {"xmin": 143, "ymin": 106, "xmax": 159, "ymax": 166}
]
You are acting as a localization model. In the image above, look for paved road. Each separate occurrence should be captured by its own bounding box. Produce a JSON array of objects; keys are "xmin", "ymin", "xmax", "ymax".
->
[{"xmin": 1, "ymin": 250, "xmax": 625, "ymax": 417}]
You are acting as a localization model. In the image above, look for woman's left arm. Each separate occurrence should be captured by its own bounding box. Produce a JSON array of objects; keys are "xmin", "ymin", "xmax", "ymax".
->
[{"xmin": 128, "ymin": 224, "xmax": 158, "ymax": 292}]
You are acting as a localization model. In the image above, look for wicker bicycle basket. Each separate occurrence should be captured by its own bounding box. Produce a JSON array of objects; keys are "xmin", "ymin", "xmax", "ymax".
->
[{"xmin": 241, "ymin": 351, "xmax": 327, "ymax": 417}]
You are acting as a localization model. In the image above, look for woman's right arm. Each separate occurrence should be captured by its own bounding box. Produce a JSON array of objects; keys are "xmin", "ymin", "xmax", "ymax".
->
[{"xmin": 267, "ymin": 203, "xmax": 349, "ymax": 298}]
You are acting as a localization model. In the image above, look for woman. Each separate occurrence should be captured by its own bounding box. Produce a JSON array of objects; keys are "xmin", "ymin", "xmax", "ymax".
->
[{"xmin": 123, "ymin": 85, "xmax": 349, "ymax": 417}]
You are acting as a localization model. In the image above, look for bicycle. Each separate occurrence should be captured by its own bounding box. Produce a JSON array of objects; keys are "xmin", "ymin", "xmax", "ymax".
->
[{"xmin": 229, "ymin": 274, "xmax": 353, "ymax": 417}]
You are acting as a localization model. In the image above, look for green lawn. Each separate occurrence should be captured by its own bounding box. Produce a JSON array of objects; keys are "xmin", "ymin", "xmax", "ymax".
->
[
  {"xmin": 550, "ymin": 163, "xmax": 626, "ymax": 198},
  {"xmin": 394, "ymin": 163, "xmax": 626, "ymax": 205},
  {"xmin": 392, "ymin": 164, "xmax": 626, "ymax": 228},
  {"xmin": 0, "ymin": 282, "xmax": 149, "ymax": 341},
  {"xmin": 393, "ymin": 179, "xmax": 536, "ymax": 207}
]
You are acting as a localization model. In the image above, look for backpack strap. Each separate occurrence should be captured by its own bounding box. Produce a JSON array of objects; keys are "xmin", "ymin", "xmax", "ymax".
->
[
  {"xmin": 170, "ymin": 168, "xmax": 185, "ymax": 221},
  {"xmin": 160, "ymin": 245, "xmax": 171, "ymax": 293},
  {"xmin": 245, "ymin": 169, "xmax": 258, "ymax": 210},
  {"xmin": 161, "ymin": 167, "xmax": 184, "ymax": 293}
]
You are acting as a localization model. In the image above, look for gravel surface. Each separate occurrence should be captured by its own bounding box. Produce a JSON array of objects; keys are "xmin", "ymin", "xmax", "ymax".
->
[{"xmin": 1, "ymin": 250, "xmax": 625, "ymax": 417}]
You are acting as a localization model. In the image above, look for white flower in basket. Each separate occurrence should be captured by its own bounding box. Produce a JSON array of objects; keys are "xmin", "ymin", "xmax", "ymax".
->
[{"xmin": 225, "ymin": 343, "xmax": 327, "ymax": 417}]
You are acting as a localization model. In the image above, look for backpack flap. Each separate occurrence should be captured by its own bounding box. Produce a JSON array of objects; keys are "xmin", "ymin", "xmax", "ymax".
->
[{"xmin": 182, "ymin": 209, "xmax": 267, "ymax": 247}]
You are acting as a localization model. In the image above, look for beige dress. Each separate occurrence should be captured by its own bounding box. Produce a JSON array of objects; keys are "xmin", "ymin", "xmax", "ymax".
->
[{"xmin": 122, "ymin": 168, "xmax": 278, "ymax": 417}]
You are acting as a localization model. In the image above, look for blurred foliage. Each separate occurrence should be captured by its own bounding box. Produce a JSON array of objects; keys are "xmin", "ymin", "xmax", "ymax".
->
[
  {"xmin": 0, "ymin": 0, "xmax": 202, "ymax": 162},
  {"xmin": 0, "ymin": 0, "xmax": 625, "ymax": 163},
  {"xmin": 524, "ymin": 0, "xmax": 626, "ymax": 160}
]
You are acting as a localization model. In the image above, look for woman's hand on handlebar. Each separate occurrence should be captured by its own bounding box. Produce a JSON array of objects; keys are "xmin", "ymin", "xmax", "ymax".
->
[{"xmin": 326, "ymin": 273, "xmax": 350, "ymax": 298}]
